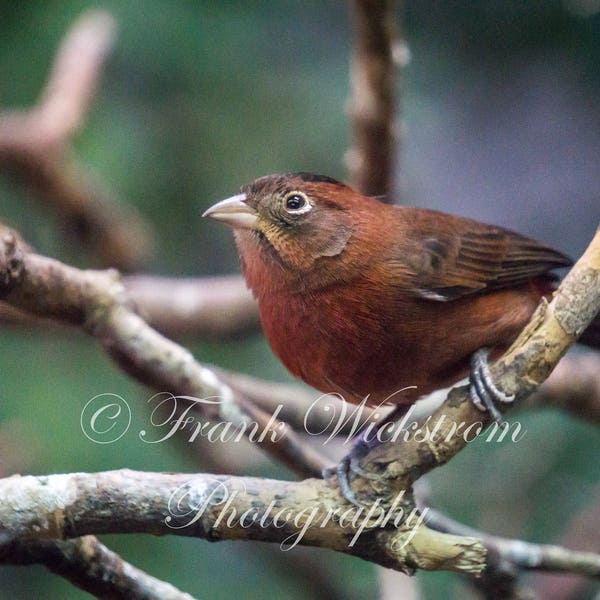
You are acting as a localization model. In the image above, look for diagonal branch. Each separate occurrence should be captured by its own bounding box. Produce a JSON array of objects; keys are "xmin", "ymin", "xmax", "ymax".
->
[
  {"xmin": 0, "ymin": 274, "xmax": 261, "ymax": 340},
  {"xmin": 10, "ymin": 536, "xmax": 196, "ymax": 600},
  {"xmin": 0, "ymin": 11, "xmax": 153, "ymax": 270},
  {"xmin": 28, "ymin": 11, "xmax": 116, "ymax": 144},
  {"xmin": 0, "ymin": 224, "xmax": 325, "ymax": 479},
  {"xmin": 341, "ymin": 225, "xmax": 600, "ymax": 504}
]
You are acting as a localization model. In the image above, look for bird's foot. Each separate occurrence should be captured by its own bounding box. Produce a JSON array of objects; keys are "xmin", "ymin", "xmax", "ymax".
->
[
  {"xmin": 469, "ymin": 348, "xmax": 515, "ymax": 424},
  {"xmin": 323, "ymin": 435, "xmax": 382, "ymax": 507},
  {"xmin": 324, "ymin": 404, "xmax": 413, "ymax": 507}
]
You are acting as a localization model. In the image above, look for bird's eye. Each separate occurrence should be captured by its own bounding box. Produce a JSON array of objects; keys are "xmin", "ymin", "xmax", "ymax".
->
[
  {"xmin": 285, "ymin": 194, "xmax": 305, "ymax": 210},
  {"xmin": 284, "ymin": 193, "xmax": 310, "ymax": 213}
]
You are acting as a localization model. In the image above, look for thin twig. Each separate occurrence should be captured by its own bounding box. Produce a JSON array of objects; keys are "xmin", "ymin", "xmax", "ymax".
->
[
  {"xmin": 529, "ymin": 483, "xmax": 600, "ymax": 599},
  {"xmin": 9, "ymin": 536, "xmax": 196, "ymax": 600},
  {"xmin": 427, "ymin": 509, "xmax": 600, "ymax": 579}
]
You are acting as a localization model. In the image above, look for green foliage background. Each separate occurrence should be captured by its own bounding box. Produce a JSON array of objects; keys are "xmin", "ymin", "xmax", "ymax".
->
[{"xmin": 0, "ymin": 1, "xmax": 599, "ymax": 598}]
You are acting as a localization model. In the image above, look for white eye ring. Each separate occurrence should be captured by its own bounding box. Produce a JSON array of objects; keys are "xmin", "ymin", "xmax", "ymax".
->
[{"xmin": 284, "ymin": 192, "xmax": 312, "ymax": 214}]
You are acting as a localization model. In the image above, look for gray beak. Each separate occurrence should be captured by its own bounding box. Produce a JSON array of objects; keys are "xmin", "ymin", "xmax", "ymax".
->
[{"xmin": 202, "ymin": 194, "xmax": 259, "ymax": 229}]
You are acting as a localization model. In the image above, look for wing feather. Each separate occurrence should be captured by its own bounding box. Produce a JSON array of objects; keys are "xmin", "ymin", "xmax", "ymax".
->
[{"xmin": 403, "ymin": 212, "xmax": 572, "ymax": 302}]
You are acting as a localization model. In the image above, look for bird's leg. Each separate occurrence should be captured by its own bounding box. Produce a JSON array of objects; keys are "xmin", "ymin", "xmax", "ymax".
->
[
  {"xmin": 469, "ymin": 348, "xmax": 515, "ymax": 424},
  {"xmin": 324, "ymin": 404, "xmax": 413, "ymax": 507}
]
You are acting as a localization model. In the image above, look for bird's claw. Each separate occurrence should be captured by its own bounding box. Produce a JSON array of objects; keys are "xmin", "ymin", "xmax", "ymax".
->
[
  {"xmin": 336, "ymin": 457, "xmax": 365, "ymax": 507},
  {"xmin": 469, "ymin": 348, "xmax": 515, "ymax": 424},
  {"xmin": 322, "ymin": 438, "xmax": 380, "ymax": 507}
]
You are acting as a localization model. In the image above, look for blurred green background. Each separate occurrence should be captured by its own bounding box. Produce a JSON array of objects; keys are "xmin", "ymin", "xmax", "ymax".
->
[{"xmin": 1, "ymin": 1, "xmax": 599, "ymax": 598}]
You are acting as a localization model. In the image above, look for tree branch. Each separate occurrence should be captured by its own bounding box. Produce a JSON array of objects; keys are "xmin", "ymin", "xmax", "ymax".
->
[
  {"xmin": 427, "ymin": 510, "xmax": 600, "ymax": 585},
  {"xmin": 0, "ymin": 469, "xmax": 485, "ymax": 576},
  {"xmin": 346, "ymin": 0, "xmax": 407, "ymax": 197},
  {"xmin": 342, "ymin": 225, "xmax": 600, "ymax": 504},
  {"xmin": 8, "ymin": 536, "xmax": 196, "ymax": 600},
  {"xmin": 0, "ymin": 224, "xmax": 598, "ymax": 580},
  {"xmin": 0, "ymin": 224, "xmax": 325, "ymax": 480},
  {"xmin": 0, "ymin": 10, "xmax": 153, "ymax": 270},
  {"xmin": 0, "ymin": 274, "xmax": 260, "ymax": 340},
  {"xmin": 125, "ymin": 274, "xmax": 260, "ymax": 339}
]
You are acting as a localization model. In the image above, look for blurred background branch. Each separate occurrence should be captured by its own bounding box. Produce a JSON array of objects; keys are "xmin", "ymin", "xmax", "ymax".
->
[
  {"xmin": 0, "ymin": 10, "xmax": 153, "ymax": 271},
  {"xmin": 124, "ymin": 274, "xmax": 259, "ymax": 339},
  {"xmin": 524, "ymin": 353, "xmax": 600, "ymax": 424},
  {"xmin": 0, "ymin": 274, "xmax": 260, "ymax": 339},
  {"xmin": 6, "ymin": 537, "xmax": 196, "ymax": 600},
  {"xmin": 346, "ymin": 0, "xmax": 406, "ymax": 198}
]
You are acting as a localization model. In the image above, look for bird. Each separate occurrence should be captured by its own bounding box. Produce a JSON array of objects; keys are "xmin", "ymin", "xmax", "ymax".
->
[{"xmin": 203, "ymin": 172, "xmax": 596, "ymax": 501}]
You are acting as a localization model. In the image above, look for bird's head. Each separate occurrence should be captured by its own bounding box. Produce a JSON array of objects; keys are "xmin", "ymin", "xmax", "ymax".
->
[{"xmin": 203, "ymin": 173, "xmax": 359, "ymax": 272}]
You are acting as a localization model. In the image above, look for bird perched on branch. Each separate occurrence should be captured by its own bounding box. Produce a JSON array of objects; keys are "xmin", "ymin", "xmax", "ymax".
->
[{"xmin": 204, "ymin": 172, "xmax": 598, "ymax": 502}]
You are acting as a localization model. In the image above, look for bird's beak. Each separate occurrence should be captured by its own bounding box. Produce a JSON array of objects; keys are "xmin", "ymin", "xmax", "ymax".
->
[{"xmin": 202, "ymin": 194, "xmax": 258, "ymax": 229}]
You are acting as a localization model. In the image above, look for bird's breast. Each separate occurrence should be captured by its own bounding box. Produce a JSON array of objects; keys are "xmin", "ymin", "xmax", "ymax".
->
[
  {"xmin": 255, "ymin": 277, "xmax": 542, "ymax": 406},
  {"xmin": 256, "ymin": 280, "xmax": 424, "ymax": 405}
]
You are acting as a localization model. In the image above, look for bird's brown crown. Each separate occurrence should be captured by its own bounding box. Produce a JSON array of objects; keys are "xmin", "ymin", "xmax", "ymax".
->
[{"xmin": 237, "ymin": 173, "xmax": 362, "ymax": 271}]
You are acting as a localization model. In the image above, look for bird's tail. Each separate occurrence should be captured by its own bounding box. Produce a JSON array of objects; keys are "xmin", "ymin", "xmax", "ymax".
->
[{"xmin": 580, "ymin": 313, "xmax": 600, "ymax": 349}]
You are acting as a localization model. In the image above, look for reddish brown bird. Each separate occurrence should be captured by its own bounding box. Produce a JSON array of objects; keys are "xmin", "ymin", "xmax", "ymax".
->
[{"xmin": 204, "ymin": 173, "xmax": 595, "ymax": 496}]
